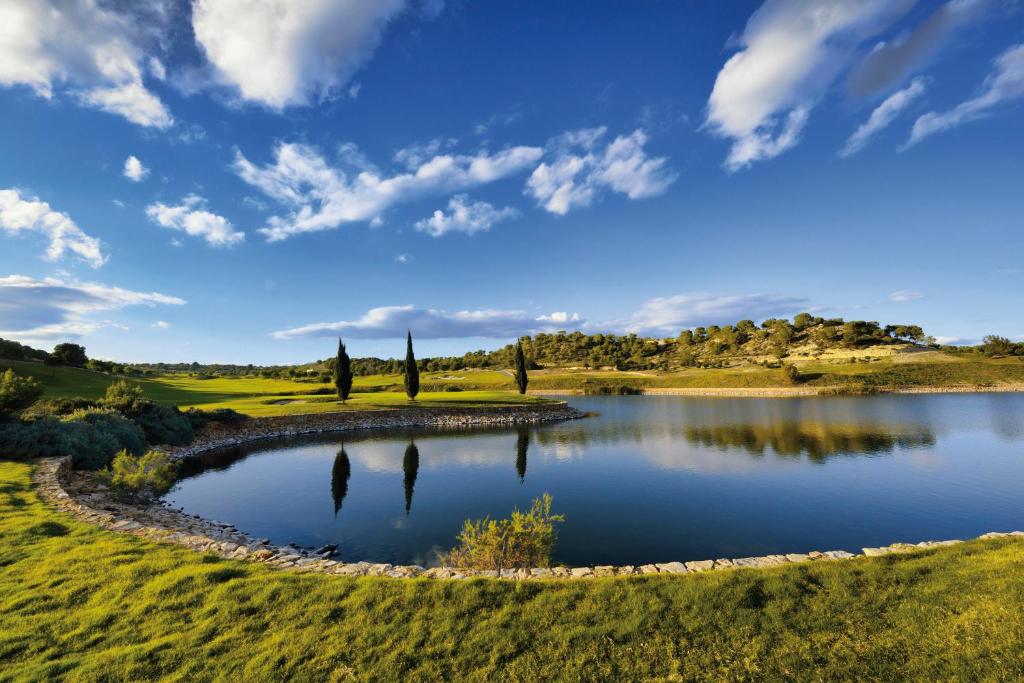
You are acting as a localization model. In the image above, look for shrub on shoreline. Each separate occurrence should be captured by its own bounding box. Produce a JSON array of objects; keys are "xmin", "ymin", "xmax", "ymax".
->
[
  {"xmin": 101, "ymin": 449, "xmax": 177, "ymax": 503},
  {"xmin": 441, "ymin": 494, "xmax": 564, "ymax": 571}
]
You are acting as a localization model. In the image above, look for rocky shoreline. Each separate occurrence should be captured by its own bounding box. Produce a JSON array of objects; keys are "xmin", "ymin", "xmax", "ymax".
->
[
  {"xmin": 33, "ymin": 450, "xmax": 1023, "ymax": 580},
  {"xmin": 165, "ymin": 402, "xmax": 584, "ymax": 460},
  {"xmin": 531, "ymin": 385, "xmax": 1024, "ymax": 397}
]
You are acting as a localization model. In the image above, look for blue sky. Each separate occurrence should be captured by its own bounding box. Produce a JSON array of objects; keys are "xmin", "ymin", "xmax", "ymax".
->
[{"xmin": 1, "ymin": 0, "xmax": 1022, "ymax": 364}]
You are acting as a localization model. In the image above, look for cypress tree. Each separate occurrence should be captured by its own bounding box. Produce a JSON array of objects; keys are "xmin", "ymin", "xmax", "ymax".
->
[
  {"xmin": 334, "ymin": 338, "xmax": 353, "ymax": 402},
  {"xmin": 404, "ymin": 331, "xmax": 419, "ymax": 400},
  {"xmin": 331, "ymin": 448, "xmax": 350, "ymax": 515},
  {"xmin": 513, "ymin": 339, "xmax": 529, "ymax": 394}
]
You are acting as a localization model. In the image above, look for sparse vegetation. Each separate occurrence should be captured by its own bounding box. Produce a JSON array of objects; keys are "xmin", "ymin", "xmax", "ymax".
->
[
  {"xmin": 101, "ymin": 449, "xmax": 178, "ymax": 502},
  {"xmin": 0, "ymin": 369, "xmax": 42, "ymax": 415},
  {"xmin": 441, "ymin": 493, "xmax": 564, "ymax": 572}
]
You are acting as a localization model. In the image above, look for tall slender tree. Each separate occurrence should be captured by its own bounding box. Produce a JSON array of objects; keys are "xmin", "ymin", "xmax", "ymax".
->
[
  {"xmin": 334, "ymin": 338, "xmax": 353, "ymax": 403},
  {"xmin": 404, "ymin": 331, "xmax": 419, "ymax": 400},
  {"xmin": 513, "ymin": 339, "xmax": 529, "ymax": 394}
]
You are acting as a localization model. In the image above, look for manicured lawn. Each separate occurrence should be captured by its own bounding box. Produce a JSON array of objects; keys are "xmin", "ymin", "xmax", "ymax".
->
[{"xmin": 1, "ymin": 461, "xmax": 1022, "ymax": 680}]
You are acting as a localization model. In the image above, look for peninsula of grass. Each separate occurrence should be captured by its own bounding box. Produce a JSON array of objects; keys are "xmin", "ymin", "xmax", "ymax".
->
[{"xmin": 2, "ymin": 460, "xmax": 1022, "ymax": 680}]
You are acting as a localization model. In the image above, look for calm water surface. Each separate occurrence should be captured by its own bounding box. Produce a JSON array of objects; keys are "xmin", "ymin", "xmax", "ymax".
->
[{"xmin": 165, "ymin": 394, "xmax": 1024, "ymax": 566}]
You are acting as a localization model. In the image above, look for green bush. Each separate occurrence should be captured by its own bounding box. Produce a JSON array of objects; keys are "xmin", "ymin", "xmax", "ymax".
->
[
  {"xmin": 0, "ymin": 410, "xmax": 145, "ymax": 469},
  {"xmin": 127, "ymin": 402, "xmax": 193, "ymax": 446},
  {"xmin": 783, "ymin": 364, "xmax": 802, "ymax": 385},
  {"xmin": 20, "ymin": 397, "xmax": 98, "ymax": 418},
  {"xmin": 101, "ymin": 450, "xmax": 177, "ymax": 502},
  {"xmin": 0, "ymin": 369, "xmax": 43, "ymax": 415},
  {"xmin": 182, "ymin": 407, "xmax": 248, "ymax": 431},
  {"xmin": 100, "ymin": 380, "xmax": 193, "ymax": 445},
  {"xmin": 441, "ymin": 494, "xmax": 564, "ymax": 572}
]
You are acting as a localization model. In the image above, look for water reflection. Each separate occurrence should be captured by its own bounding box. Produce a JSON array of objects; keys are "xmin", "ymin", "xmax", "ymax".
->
[
  {"xmin": 165, "ymin": 394, "xmax": 1024, "ymax": 567},
  {"xmin": 516, "ymin": 429, "xmax": 529, "ymax": 483},
  {"xmin": 331, "ymin": 447, "xmax": 350, "ymax": 515},
  {"xmin": 403, "ymin": 441, "xmax": 420, "ymax": 514},
  {"xmin": 682, "ymin": 423, "xmax": 936, "ymax": 460}
]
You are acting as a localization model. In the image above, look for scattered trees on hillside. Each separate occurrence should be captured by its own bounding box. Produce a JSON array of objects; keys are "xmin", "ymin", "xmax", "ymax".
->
[
  {"xmin": 981, "ymin": 335, "xmax": 1017, "ymax": 357},
  {"xmin": 51, "ymin": 343, "xmax": 88, "ymax": 367},
  {"xmin": 404, "ymin": 332, "xmax": 419, "ymax": 400},
  {"xmin": 334, "ymin": 339, "xmax": 353, "ymax": 402}
]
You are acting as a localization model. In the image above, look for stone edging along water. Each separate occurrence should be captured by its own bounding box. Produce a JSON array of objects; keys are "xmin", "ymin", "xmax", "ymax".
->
[{"xmin": 32, "ymin": 403, "xmax": 1024, "ymax": 580}]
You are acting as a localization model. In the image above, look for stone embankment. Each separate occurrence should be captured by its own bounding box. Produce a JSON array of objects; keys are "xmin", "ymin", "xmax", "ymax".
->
[
  {"xmin": 166, "ymin": 402, "xmax": 583, "ymax": 460},
  {"xmin": 34, "ymin": 455, "xmax": 1023, "ymax": 580}
]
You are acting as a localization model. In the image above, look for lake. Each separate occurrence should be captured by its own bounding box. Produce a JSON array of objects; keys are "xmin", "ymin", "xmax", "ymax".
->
[{"xmin": 165, "ymin": 394, "xmax": 1024, "ymax": 567}]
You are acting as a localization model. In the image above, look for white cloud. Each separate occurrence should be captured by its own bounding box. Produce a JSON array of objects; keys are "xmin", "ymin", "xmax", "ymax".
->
[
  {"xmin": 0, "ymin": 274, "xmax": 184, "ymax": 341},
  {"xmin": 0, "ymin": 0, "xmax": 172, "ymax": 128},
  {"xmin": 394, "ymin": 253, "xmax": 410, "ymax": 264},
  {"xmin": 414, "ymin": 195, "xmax": 518, "ymax": 237},
  {"xmin": 0, "ymin": 189, "xmax": 105, "ymax": 267},
  {"xmin": 234, "ymin": 142, "xmax": 543, "ymax": 242},
  {"xmin": 272, "ymin": 305, "xmax": 585, "ymax": 340},
  {"xmin": 145, "ymin": 194, "xmax": 245, "ymax": 247},
  {"xmin": 192, "ymin": 0, "xmax": 406, "ymax": 109},
  {"xmin": 122, "ymin": 155, "xmax": 149, "ymax": 182},
  {"xmin": 614, "ymin": 293, "xmax": 811, "ymax": 336},
  {"xmin": 886, "ymin": 290, "xmax": 924, "ymax": 303},
  {"xmin": 152, "ymin": 320, "xmax": 171, "ymax": 329},
  {"xmin": 904, "ymin": 43, "xmax": 1024, "ymax": 148},
  {"xmin": 841, "ymin": 78, "xmax": 927, "ymax": 157},
  {"xmin": 705, "ymin": 0, "xmax": 916, "ymax": 171},
  {"xmin": 526, "ymin": 128, "xmax": 675, "ymax": 215}
]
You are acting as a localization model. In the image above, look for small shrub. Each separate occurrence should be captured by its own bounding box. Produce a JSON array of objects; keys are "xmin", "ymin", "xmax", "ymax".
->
[
  {"xmin": 100, "ymin": 379, "xmax": 144, "ymax": 413},
  {"xmin": 101, "ymin": 449, "xmax": 177, "ymax": 503},
  {"xmin": 21, "ymin": 396, "xmax": 98, "ymax": 418},
  {"xmin": 440, "ymin": 493, "xmax": 564, "ymax": 572},
  {"xmin": 782, "ymin": 364, "xmax": 802, "ymax": 385},
  {"xmin": 0, "ymin": 369, "xmax": 43, "ymax": 415},
  {"xmin": 183, "ymin": 407, "xmax": 248, "ymax": 431},
  {"xmin": 127, "ymin": 402, "xmax": 193, "ymax": 446},
  {"xmin": 443, "ymin": 384, "xmax": 463, "ymax": 392}
]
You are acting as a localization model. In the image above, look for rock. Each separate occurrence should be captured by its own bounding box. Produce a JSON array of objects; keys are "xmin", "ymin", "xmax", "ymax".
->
[
  {"xmin": 314, "ymin": 544, "xmax": 338, "ymax": 556},
  {"xmin": 712, "ymin": 559, "xmax": 734, "ymax": 569},
  {"xmin": 530, "ymin": 568, "xmax": 553, "ymax": 578},
  {"xmin": 570, "ymin": 567, "xmax": 593, "ymax": 578},
  {"xmin": 593, "ymin": 565, "xmax": 616, "ymax": 577},
  {"xmin": 821, "ymin": 550, "xmax": 856, "ymax": 560},
  {"xmin": 638, "ymin": 564, "xmax": 659, "ymax": 574},
  {"xmin": 685, "ymin": 560, "xmax": 715, "ymax": 572},
  {"xmin": 655, "ymin": 562, "xmax": 687, "ymax": 574},
  {"xmin": 616, "ymin": 566, "xmax": 635, "ymax": 576},
  {"xmin": 784, "ymin": 554, "xmax": 809, "ymax": 563}
]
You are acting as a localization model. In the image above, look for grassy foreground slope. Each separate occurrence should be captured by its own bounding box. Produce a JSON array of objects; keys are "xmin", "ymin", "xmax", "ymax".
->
[
  {"xmin": 2, "ymin": 461, "xmax": 1023, "ymax": 680},
  {"xmin": 5, "ymin": 352, "xmax": 1024, "ymax": 419}
]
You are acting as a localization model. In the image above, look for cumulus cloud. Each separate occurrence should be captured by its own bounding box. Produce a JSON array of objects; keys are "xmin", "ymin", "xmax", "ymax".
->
[
  {"xmin": 122, "ymin": 155, "xmax": 149, "ymax": 182},
  {"xmin": 705, "ymin": 0, "xmax": 916, "ymax": 171},
  {"xmin": 234, "ymin": 142, "xmax": 543, "ymax": 242},
  {"xmin": 152, "ymin": 320, "xmax": 171, "ymax": 329},
  {"xmin": 0, "ymin": 274, "xmax": 184, "ymax": 341},
  {"xmin": 904, "ymin": 43, "xmax": 1024, "ymax": 148},
  {"xmin": 614, "ymin": 293, "xmax": 811, "ymax": 336},
  {"xmin": 145, "ymin": 194, "xmax": 245, "ymax": 247},
  {"xmin": 272, "ymin": 305, "xmax": 584, "ymax": 340},
  {"xmin": 0, "ymin": 189, "xmax": 105, "ymax": 267},
  {"xmin": 192, "ymin": 0, "xmax": 406, "ymax": 109},
  {"xmin": 0, "ymin": 0, "xmax": 173, "ymax": 128},
  {"xmin": 414, "ymin": 195, "xmax": 518, "ymax": 237},
  {"xmin": 526, "ymin": 128, "xmax": 675, "ymax": 215},
  {"xmin": 840, "ymin": 77, "xmax": 927, "ymax": 157}
]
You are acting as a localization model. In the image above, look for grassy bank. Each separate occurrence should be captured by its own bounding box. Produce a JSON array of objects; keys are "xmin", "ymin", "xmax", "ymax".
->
[
  {"xmin": 1, "ymin": 461, "xmax": 1022, "ymax": 679},
  {"xmin": 5, "ymin": 353, "xmax": 1024, "ymax": 419}
]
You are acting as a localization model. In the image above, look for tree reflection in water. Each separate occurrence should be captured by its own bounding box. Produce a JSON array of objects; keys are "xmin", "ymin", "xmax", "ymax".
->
[
  {"xmin": 331, "ymin": 447, "xmax": 350, "ymax": 515},
  {"xmin": 516, "ymin": 428, "xmax": 529, "ymax": 483},
  {"xmin": 403, "ymin": 441, "xmax": 420, "ymax": 514}
]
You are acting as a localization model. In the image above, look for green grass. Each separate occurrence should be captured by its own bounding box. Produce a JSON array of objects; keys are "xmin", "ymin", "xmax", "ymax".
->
[
  {"xmin": 0, "ymin": 360, "xmax": 540, "ymax": 416},
  {"xmin": 6, "ymin": 354, "xmax": 1024, "ymax": 420},
  {"xmin": 1, "ymin": 460, "xmax": 1022, "ymax": 680}
]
